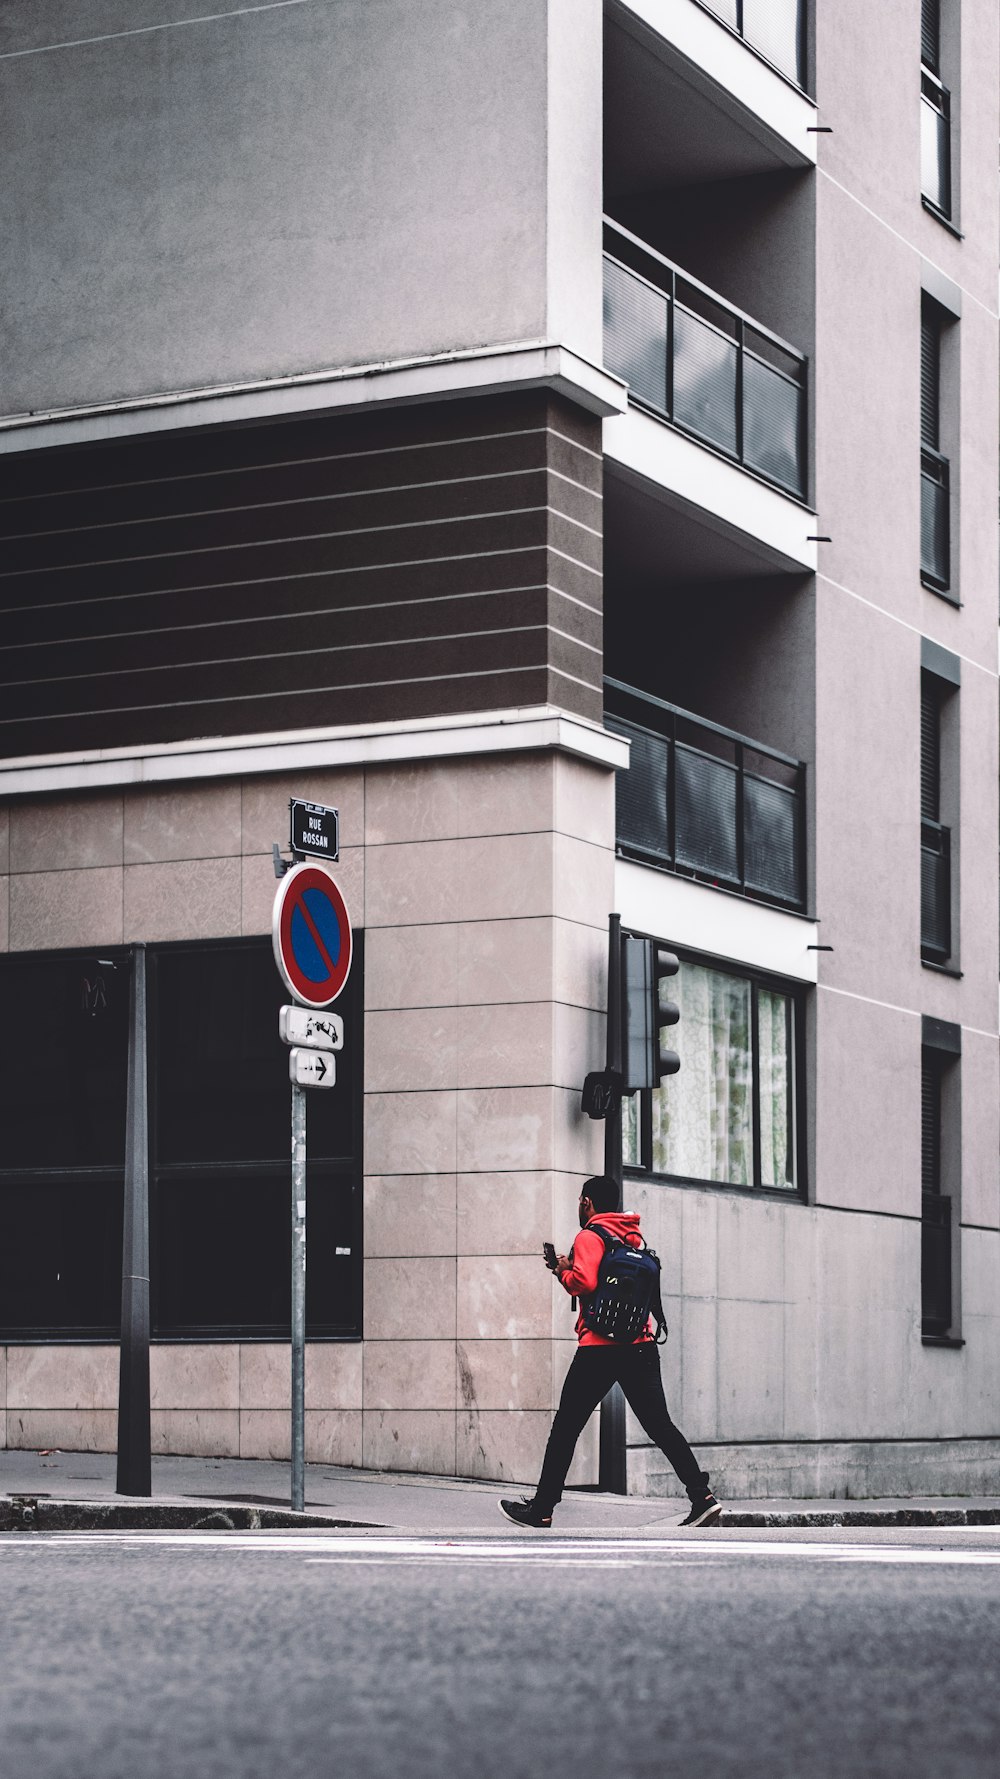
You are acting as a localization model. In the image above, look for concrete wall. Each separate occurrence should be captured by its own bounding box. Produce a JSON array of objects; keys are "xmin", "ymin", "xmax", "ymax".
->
[
  {"xmin": 628, "ymin": 1188, "xmax": 1000, "ymax": 1500},
  {"xmin": 807, "ymin": 0, "xmax": 1000, "ymax": 1370},
  {"xmin": 604, "ymin": 0, "xmax": 1000, "ymax": 1498},
  {"xmin": 0, "ymin": 0, "xmax": 603, "ymax": 417}
]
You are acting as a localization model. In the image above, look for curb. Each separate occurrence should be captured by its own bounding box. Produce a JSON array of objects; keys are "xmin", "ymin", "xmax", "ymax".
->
[
  {"xmin": 720, "ymin": 1509, "xmax": 1000, "ymax": 1528},
  {"xmin": 0, "ymin": 1495, "xmax": 384, "ymax": 1533}
]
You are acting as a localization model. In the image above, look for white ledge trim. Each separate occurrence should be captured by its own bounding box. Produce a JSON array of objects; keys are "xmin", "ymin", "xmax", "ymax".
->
[
  {"xmin": 616, "ymin": 857, "xmax": 819, "ymax": 983},
  {"xmin": 0, "ymin": 706, "xmax": 630, "ymax": 797},
  {"xmin": 0, "ymin": 343, "xmax": 628, "ymax": 455}
]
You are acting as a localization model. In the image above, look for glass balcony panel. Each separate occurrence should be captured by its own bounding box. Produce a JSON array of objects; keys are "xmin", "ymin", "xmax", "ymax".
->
[
  {"xmin": 741, "ymin": 0, "xmax": 802, "ymax": 81},
  {"xmin": 603, "ymin": 230, "xmax": 808, "ymax": 499},
  {"xmin": 674, "ymin": 744, "xmax": 739, "ymax": 882},
  {"xmin": 744, "ymin": 775, "xmax": 801, "ymax": 904},
  {"xmin": 702, "ymin": 0, "xmax": 739, "ymax": 27},
  {"xmin": 742, "ymin": 353, "xmax": 804, "ymax": 497},
  {"xmin": 920, "ymin": 90, "xmax": 950, "ymax": 214},
  {"xmin": 608, "ymin": 720, "xmax": 670, "ymax": 859},
  {"xmin": 603, "ymin": 257, "xmax": 669, "ymax": 415},
  {"xmin": 921, "ymin": 462, "xmax": 949, "ymax": 586},
  {"xmin": 673, "ymin": 306, "xmax": 738, "ymax": 457}
]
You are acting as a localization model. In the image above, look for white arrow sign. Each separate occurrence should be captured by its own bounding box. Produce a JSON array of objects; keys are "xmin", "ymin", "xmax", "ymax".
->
[
  {"xmin": 289, "ymin": 1047, "xmax": 336, "ymax": 1088},
  {"xmin": 279, "ymin": 1006, "xmax": 344, "ymax": 1052}
]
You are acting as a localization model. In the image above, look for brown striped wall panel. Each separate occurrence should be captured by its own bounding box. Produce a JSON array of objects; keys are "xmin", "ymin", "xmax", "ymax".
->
[{"xmin": 0, "ymin": 393, "xmax": 603, "ymax": 758}]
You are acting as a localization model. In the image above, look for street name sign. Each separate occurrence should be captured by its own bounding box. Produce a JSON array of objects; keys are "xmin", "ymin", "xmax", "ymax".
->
[
  {"xmin": 279, "ymin": 1005, "xmax": 344, "ymax": 1051},
  {"xmin": 290, "ymin": 799, "xmax": 339, "ymax": 862},
  {"xmin": 272, "ymin": 862, "xmax": 353, "ymax": 1008},
  {"xmin": 289, "ymin": 1047, "xmax": 336, "ymax": 1088}
]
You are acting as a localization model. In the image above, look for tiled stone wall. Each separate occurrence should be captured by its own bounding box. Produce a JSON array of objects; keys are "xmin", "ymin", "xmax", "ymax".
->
[
  {"xmin": 0, "ymin": 747, "xmax": 612, "ymax": 1486},
  {"xmin": 0, "ymin": 1343, "xmax": 361, "ymax": 1462}
]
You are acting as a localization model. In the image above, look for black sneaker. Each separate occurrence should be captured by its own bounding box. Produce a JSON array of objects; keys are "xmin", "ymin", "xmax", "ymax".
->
[
  {"xmin": 678, "ymin": 1494, "xmax": 722, "ymax": 1527},
  {"xmin": 499, "ymin": 1496, "xmax": 553, "ymax": 1528}
]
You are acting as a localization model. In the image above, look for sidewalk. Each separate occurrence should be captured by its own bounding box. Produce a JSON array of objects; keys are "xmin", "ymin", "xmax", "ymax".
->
[{"xmin": 3, "ymin": 1447, "xmax": 1000, "ymax": 1533}]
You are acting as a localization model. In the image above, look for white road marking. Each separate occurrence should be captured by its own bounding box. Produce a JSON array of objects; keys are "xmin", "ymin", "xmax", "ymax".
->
[{"xmin": 6, "ymin": 1532, "xmax": 1000, "ymax": 1566}]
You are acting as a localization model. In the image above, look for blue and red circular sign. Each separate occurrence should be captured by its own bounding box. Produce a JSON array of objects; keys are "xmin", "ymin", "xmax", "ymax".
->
[{"xmin": 272, "ymin": 863, "xmax": 353, "ymax": 1008}]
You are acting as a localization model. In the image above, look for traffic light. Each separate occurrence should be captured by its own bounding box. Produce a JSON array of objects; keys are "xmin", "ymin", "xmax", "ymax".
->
[
  {"xmin": 654, "ymin": 946, "xmax": 681, "ymax": 1081},
  {"xmin": 622, "ymin": 936, "xmax": 681, "ymax": 1092}
]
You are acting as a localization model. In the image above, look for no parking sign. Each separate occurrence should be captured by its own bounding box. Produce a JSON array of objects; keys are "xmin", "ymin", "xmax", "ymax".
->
[{"xmin": 272, "ymin": 862, "xmax": 353, "ymax": 1009}]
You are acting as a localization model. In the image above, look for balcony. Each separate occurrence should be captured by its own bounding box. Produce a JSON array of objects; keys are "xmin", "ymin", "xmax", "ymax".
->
[
  {"xmin": 606, "ymin": 679, "xmax": 806, "ymax": 912},
  {"xmin": 605, "ymin": 0, "xmax": 816, "ymax": 201},
  {"xmin": 603, "ymin": 221, "xmax": 807, "ymax": 501},
  {"xmin": 920, "ymin": 446, "xmax": 950, "ymax": 590},
  {"xmin": 921, "ymin": 819, "xmax": 951, "ymax": 962}
]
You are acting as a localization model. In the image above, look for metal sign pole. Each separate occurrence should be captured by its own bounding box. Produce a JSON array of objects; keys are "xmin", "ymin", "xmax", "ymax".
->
[
  {"xmin": 117, "ymin": 943, "xmax": 151, "ymax": 1497},
  {"xmin": 272, "ymin": 835, "xmax": 353, "ymax": 1518},
  {"xmin": 290, "ymin": 1080, "xmax": 307, "ymax": 1514}
]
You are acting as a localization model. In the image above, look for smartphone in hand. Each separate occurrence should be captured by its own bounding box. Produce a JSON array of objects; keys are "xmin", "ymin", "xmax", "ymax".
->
[{"xmin": 543, "ymin": 1242, "xmax": 558, "ymax": 1271}]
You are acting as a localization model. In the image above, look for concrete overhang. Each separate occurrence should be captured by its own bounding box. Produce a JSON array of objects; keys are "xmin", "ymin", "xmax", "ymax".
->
[
  {"xmin": 616, "ymin": 858, "xmax": 819, "ymax": 983},
  {"xmin": 603, "ymin": 404, "xmax": 818, "ymax": 577},
  {"xmin": 0, "ymin": 342, "xmax": 627, "ymax": 456},
  {"xmin": 605, "ymin": 0, "xmax": 817, "ymax": 196}
]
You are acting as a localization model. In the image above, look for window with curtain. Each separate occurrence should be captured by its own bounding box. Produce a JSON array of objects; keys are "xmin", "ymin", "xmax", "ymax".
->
[{"xmin": 622, "ymin": 953, "xmax": 800, "ymax": 1192}]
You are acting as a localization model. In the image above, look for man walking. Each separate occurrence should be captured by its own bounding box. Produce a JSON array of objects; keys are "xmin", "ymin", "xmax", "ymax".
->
[{"xmin": 500, "ymin": 1175, "xmax": 720, "ymax": 1528}]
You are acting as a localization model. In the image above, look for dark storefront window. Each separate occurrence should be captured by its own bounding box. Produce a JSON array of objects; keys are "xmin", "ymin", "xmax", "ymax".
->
[
  {"xmin": 0, "ymin": 937, "xmax": 363, "ymax": 1341},
  {"xmin": 0, "ymin": 951, "xmax": 129, "ymax": 1336}
]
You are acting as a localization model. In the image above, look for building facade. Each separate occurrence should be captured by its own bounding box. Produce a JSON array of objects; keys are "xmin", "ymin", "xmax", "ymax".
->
[{"xmin": 1, "ymin": 0, "xmax": 997, "ymax": 1497}]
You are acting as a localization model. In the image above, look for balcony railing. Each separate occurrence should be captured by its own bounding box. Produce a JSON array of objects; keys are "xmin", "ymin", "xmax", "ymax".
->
[
  {"xmin": 606, "ymin": 679, "xmax": 806, "ymax": 911},
  {"xmin": 920, "ymin": 68, "xmax": 951, "ymax": 217},
  {"xmin": 921, "ymin": 818, "xmax": 951, "ymax": 961},
  {"xmin": 921, "ymin": 1191, "xmax": 952, "ymax": 1335},
  {"xmin": 920, "ymin": 446, "xmax": 950, "ymax": 589},
  {"xmin": 700, "ymin": 0, "xmax": 804, "ymax": 87},
  {"xmin": 603, "ymin": 220, "xmax": 807, "ymax": 500}
]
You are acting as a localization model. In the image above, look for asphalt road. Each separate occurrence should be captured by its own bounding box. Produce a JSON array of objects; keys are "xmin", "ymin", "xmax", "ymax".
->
[{"xmin": 2, "ymin": 1527, "xmax": 999, "ymax": 1779}]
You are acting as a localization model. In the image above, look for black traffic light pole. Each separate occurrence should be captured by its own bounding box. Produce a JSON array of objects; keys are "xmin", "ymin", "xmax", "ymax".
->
[
  {"xmin": 598, "ymin": 914, "xmax": 628, "ymax": 1495},
  {"xmin": 117, "ymin": 943, "xmax": 151, "ymax": 1497}
]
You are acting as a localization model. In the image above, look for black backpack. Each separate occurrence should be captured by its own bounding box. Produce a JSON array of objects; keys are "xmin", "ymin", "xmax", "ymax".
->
[{"xmin": 578, "ymin": 1223, "xmax": 668, "ymax": 1344}]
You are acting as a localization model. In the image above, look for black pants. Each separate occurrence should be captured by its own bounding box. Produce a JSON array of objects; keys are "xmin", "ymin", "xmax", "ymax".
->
[{"xmin": 535, "ymin": 1342, "xmax": 709, "ymax": 1510}]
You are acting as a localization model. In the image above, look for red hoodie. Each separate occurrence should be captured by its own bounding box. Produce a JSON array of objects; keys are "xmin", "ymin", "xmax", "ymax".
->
[{"xmin": 558, "ymin": 1212, "xmax": 654, "ymax": 1346}]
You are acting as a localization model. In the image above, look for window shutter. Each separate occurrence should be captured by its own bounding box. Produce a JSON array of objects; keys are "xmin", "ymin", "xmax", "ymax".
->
[
  {"xmin": 921, "ymin": 1054, "xmax": 942, "ymax": 1194},
  {"xmin": 921, "ymin": 0, "xmax": 940, "ymax": 71},
  {"xmin": 920, "ymin": 309, "xmax": 940, "ymax": 449},
  {"xmin": 920, "ymin": 679, "xmax": 940, "ymax": 821}
]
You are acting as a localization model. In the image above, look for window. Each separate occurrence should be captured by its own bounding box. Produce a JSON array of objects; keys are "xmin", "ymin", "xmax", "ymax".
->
[
  {"xmin": 920, "ymin": 0, "xmax": 951, "ymax": 219},
  {"xmin": 920, "ymin": 1018, "xmax": 961, "ymax": 1340},
  {"xmin": 0, "ymin": 938, "xmax": 363, "ymax": 1340},
  {"xmin": 0, "ymin": 950, "xmax": 129, "ymax": 1337},
  {"xmin": 622, "ymin": 950, "xmax": 802, "ymax": 1193},
  {"xmin": 920, "ymin": 299, "xmax": 950, "ymax": 591},
  {"xmin": 920, "ymin": 675, "xmax": 950, "ymax": 961},
  {"xmin": 920, "ymin": 643, "xmax": 960, "ymax": 966}
]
